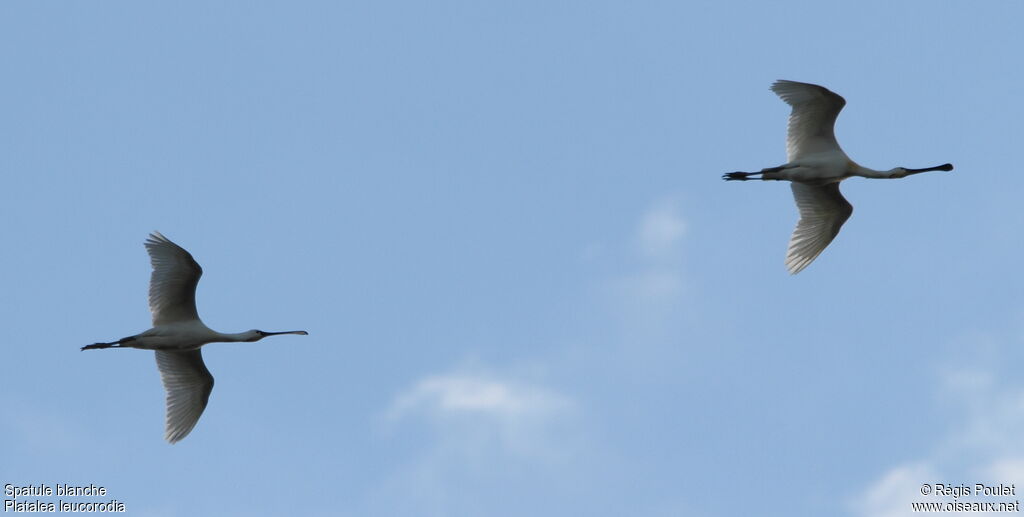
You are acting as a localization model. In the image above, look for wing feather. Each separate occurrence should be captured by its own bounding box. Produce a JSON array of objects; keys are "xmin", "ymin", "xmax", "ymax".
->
[
  {"xmin": 785, "ymin": 183, "xmax": 853, "ymax": 274},
  {"xmin": 771, "ymin": 80, "xmax": 846, "ymax": 161},
  {"xmin": 155, "ymin": 350, "xmax": 214, "ymax": 444},
  {"xmin": 145, "ymin": 232, "xmax": 202, "ymax": 326}
]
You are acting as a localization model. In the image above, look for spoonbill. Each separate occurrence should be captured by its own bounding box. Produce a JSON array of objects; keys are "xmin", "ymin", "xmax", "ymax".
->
[
  {"xmin": 82, "ymin": 232, "xmax": 308, "ymax": 443},
  {"xmin": 723, "ymin": 80, "xmax": 953, "ymax": 274}
]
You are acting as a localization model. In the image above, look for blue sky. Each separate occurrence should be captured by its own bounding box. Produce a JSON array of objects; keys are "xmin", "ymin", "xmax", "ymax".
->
[{"xmin": 3, "ymin": 1, "xmax": 1023, "ymax": 516}]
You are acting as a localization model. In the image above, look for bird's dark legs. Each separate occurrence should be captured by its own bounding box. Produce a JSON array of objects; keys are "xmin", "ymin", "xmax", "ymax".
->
[
  {"xmin": 722, "ymin": 165, "xmax": 789, "ymax": 181},
  {"xmin": 81, "ymin": 342, "xmax": 118, "ymax": 351},
  {"xmin": 723, "ymin": 171, "xmax": 760, "ymax": 181},
  {"xmin": 81, "ymin": 336, "xmax": 136, "ymax": 351}
]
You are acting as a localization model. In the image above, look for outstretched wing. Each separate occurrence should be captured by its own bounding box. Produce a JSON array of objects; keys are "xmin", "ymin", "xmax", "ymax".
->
[
  {"xmin": 156, "ymin": 350, "xmax": 214, "ymax": 444},
  {"xmin": 145, "ymin": 232, "xmax": 203, "ymax": 326},
  {"xmin": 770, "ymin": 80, "xmax": 846, "ymax": 161},
  {"xmin": 786, "ymin": 182, "xmax": 853, "ymax": 274}
]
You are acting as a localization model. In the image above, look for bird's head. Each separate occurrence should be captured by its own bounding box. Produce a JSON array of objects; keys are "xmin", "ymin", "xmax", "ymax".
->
[{"xmin": 244, "ymin": 329, "xmax": 309, "ymax": 342}]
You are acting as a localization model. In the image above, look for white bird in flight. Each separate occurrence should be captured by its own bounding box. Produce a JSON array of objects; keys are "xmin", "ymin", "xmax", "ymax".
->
[
  {"xmin": 83, "ymin": 232, "xmax": 308, "ymax": 443},
  {"xmin": 723, "ymin": 80, "xmax": 953, "ymax": 274}
]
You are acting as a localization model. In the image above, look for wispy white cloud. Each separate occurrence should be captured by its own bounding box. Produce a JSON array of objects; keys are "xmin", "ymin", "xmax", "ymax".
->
[
  {"xmin": 985, "ymin": 458, "xmax": 1024, "ymax": 483},
  {"xmin": 387, "ymin": 373, "xmax": 571, "ymax": 421},
  {"xmin": 851, "ymin": 360, "xmax": 1024, "ymax": 517},
  {"xmin": 854, "ymin": 463, "xmax": 939, "ymax": 517},
  {"xmin": 636, "ymin": 200, "xmax": 687, "ymax": 262},
  {"xmin": 383, "ymin": 368, "xmax": 580, "ymax": 464},
  {"xmin": 368, "ymin": 368, "xmax": 588, "ymax": 517},
  {"xmin": 605, "ymin": 198, "xmax": 689, "ymax": 341}
]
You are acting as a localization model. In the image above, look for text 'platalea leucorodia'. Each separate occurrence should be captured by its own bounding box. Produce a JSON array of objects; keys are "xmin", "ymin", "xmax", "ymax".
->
[
  {"xmin": 83, "ymin": 232, "xmax": 308, "ymax": 443},
  {"xmin": 723, "ymin": 80, "xmax": 953, "ymax": 274}
]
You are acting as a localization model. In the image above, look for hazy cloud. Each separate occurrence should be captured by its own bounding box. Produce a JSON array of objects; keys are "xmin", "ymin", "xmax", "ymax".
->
[
  {"xmin": 854, "ymin": 463, "xmax": 939, "ymax": 517},
  {"xmin": 383, "ymin": 368, "xmax": 579, "ymax": 463},
  {"xmin": 605, "ymin": 198, "xmax": 689, "ymax": 341},
  {"xmin": 387, "ymin": 373, "xmax": 571, "ymax": 421},
  {"xmin": 852, "ymin": 364, "xmax": 1024, "ymax": 516},
  {"xmin": 369, "ymin": 369, "xmax": 587, "ymax": 517},
  {"xmin": 637, "ymin": 201, "xmax": 687, "ymax": 262}
]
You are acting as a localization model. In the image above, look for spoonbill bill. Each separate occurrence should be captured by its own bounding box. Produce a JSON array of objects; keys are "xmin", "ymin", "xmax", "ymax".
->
[
  {"xmin": 723, "ymin": 80, "xmax": 953, "ymax": 274},
  {"xmin": 83, "ymin": 232, "xmax": 308, "ymax": 443}
]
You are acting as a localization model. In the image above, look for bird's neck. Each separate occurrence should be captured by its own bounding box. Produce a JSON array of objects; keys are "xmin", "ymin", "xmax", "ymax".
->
[
  {"xmin": 852, "ymin": 163, "xmax": 896, "ymax": 179},
  {"xmin": 215, "ymin": 331, "xmax": 256, "ymax": 343}
]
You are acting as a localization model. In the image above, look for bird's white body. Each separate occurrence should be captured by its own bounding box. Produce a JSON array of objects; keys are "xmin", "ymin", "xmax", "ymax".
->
[
  {"xmin": 83, "ymin": 232, "xmax": 307, "ymax": 443},
  {"xmin": 724, "ymin": 80, "xmax": 952, "ymax": 274},
  {"xmin": 773, "ymin": 153, "xmax": 852, "ymax": 184},
  {"xmin": 127, "ymin": 321, "xmax": 252, "ymax": 350}
]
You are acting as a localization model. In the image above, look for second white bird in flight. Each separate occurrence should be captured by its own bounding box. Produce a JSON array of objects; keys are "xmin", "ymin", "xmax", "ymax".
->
[
  {"xmin": 83, "ymin": 232, "xmax": 308, "ymax": 443},
  {"xmin": 724, "ymin": 80, "xmax": 953, "ymax": 274}
]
